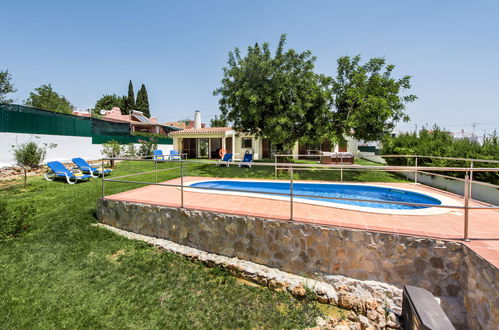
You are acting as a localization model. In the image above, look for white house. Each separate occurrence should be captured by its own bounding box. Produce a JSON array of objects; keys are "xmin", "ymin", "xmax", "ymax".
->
[{"xmin": 170, "ymin": 111, "xmax": 358, "ymax": 160}]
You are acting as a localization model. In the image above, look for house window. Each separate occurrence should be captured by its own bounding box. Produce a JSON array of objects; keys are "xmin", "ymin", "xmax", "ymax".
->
[{"xmin": 241, "ymin": 137, "xmax": 252, "ymax": 148}]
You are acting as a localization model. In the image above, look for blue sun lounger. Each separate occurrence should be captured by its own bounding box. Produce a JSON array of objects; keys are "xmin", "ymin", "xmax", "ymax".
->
[
  {"xmin": 153, "ymin": 150, "xmax": 165, "ymax": 161},
  {"xmin": 72, "ymin": 157, "xmax": 112, "ymax": 177},
  {"xmin": 238, "ymin": 153, "xmax": 253, "ymax": 168},
  {"xmin": 45, "ymin": 161, "xmax": 92, "ymax": 184},
  {"xmin": 169, "ymin": 150, "xmax": 182, "ymax": 160},
  {"xmin": 216, "ymin": 153, "xmax": 233, "ymax": 167}
]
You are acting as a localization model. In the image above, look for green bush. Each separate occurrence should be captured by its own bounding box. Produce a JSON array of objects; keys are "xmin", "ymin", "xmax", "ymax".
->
[
  {"xmin": 131, "ymin": 131, "xmax": 167, "ymax": 139},
  {"xmin": 0, "ymin": 200, "xmax": 35, "ymax": 239},
  {"xmin": 101, "ymin": 140, "xmax": 123, "ymax": 167},
  {"xmin": 124, "ymin": 143, "xmax": 137, "ymax": 158},
  {"xmin": 382, "ymin": 127, "xmax": 499, "ymax": 184},
  {"xmin": 11, "ymin": 140, "xmax": 57, "ymax": 167},
  {"xmin": 138, "ymin": 138, "xmax": 158, "ymax": 157}
]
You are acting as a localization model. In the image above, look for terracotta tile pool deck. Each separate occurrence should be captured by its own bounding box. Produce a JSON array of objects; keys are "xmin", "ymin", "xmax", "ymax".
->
[{"xmin": 104, "ymin": 176, "xmax": 499, "ymax": 267}]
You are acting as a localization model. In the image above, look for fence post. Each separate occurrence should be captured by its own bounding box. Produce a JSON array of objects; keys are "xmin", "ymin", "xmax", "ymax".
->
[
  {"xmin": 414, "ymin": 157, "xmax": 418, "ymax": 184},
  {"xmin": 274, "ymin": 155, "xmax": 277, "ymax": 179},
  {"xmin": 469, "ymin": 161, "xmax": 474, "ymax": 200},
  {"xmin": 101, "ymin": 158, "xmax": 105, "ymax": 198},
  {"xmin": 340, "ymin": 156, "xmax": 343, "ymax": 182},
  {"xmin": 180, "ymin": 160, "xmax": 184, "ymax": 208},
  {"xmin": 464, "ymin": 172, "xmax": 470, "ymax": 242},
  {"xmin": 290, "ymin": 166, "xmax": 294, "ymax": 221},
  {"xmin": 155, "ymin": 159, "xmax": 158, "ymax": 183}
]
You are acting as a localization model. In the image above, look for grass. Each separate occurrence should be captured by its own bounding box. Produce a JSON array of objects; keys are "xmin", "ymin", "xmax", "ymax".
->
[
  {"xmin": 176, "ymin": 158, "xmax": 406, "ymax": 182},
  {"xmin": 0, "ymin": 159, "xmax": 403, "ymax": 328}
]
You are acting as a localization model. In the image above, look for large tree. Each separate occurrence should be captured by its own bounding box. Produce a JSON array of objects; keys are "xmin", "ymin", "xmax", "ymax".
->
[
  {"xmin": 92, "ymin": 94, "xmax": 125, "ymax": 116},
  {"xmin": 124, "ymin": 80, "xmax": 135, "ymax": 114},
  {"xmin": 214, "ymin": 34, "xmax": 333, "ymax": 150},
  {"xmin": 329, "ymin": 56, "xmax": 416, "ymax": 142},
  {"xmin": 210, "ymin": 115, "xmax": 227, "ymax": 127},
  {"xmin": 136, "ymin": 84, "xmax": 150, "ymax": 117},
  {"xmin": 25, "ymin": 84, "xmax": 73, "ymax": 114},
  {"xmin": 0, "ymin": 69, "xmax": 16, "ymax": 104}
]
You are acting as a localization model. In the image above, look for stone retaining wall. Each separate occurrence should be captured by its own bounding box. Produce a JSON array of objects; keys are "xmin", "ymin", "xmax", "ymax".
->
[{"xmin": 97, "ymin": 199, "xmax": 498, "ymax": 329}]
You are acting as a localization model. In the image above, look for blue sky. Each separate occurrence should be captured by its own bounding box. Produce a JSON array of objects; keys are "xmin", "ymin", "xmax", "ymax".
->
[{"xmin": 2, "ymin": 0, "xmax": 498, "ymax": 136}]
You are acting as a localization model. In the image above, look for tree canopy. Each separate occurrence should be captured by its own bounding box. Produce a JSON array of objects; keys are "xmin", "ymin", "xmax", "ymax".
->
[
  {"xmin": 92, "ymin": 94, "xmax": 125, "ymax": 116},
  {"xmin": 210, "ymin": 115, "xmax": 227, "ymax": 127},
  {"xmin": 214, "ymin": 34, "xmax": 333, "ymax": 150},
  {"xmin": 136, "ymin": 84, "xmax": 150, "ymax": 117},
  {"xmin": 214, "ymin": 35, "xmax": 416, "ymax": 147},
  {"xmin": 0, "ymin": 70, "xmax": 16, "ymax": 104},
  {"xmin": 330, "ymin": 56, "xmax": 416, "ymax": 143},
  {"xmin": 25, "ymin": 84, "xmax": 73, "ymax": 114}
]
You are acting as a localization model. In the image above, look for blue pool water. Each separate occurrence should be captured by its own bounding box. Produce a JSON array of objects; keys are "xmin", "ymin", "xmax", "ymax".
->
[{"xmin": 189, "ymin": 180, "xmax": 442, "ymax": 210}]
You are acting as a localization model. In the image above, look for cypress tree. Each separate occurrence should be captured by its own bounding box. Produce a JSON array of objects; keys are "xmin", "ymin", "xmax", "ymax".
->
[
  {"xmin": 125, "ymin": 80, "xmax": 135, "ymax": 114},
  {"xmin": 122, "ymin": 94, "xmax": 128, "ymax": 114},
  {"xmin": 136, "ymin": 84, "xmax": 150, "ymax": 117}
]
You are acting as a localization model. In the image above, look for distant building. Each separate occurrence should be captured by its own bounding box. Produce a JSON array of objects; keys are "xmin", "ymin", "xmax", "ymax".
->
[
  {"xmin": 74, "ymin": 107, "xmax": 177, "ymax": 136},
  {"xmin": 72, "ymin": 109, "xmax": 91, "ymax": 117}
]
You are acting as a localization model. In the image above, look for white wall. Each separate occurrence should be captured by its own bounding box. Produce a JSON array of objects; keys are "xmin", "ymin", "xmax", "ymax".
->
[
  {"xmin": 0, "ymin": 133, "xmax": 172, "ymax": 167},
  {"xmin": 360, "ymin": 153, "xmax": 387, "ymax": 164},
  {"xmin": 404, "ymin": 171, "xmax": 499, "ymax": 206},
  {"xmin": 155, "ymin": 144, "xmax": 173, "ymax": 156}
]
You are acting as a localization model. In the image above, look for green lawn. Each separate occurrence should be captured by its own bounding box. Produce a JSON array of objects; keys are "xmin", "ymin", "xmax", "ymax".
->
[
  {"xmin": 175, "ymin": 158, "xmax": 406, "ymax": 182},
  {"xmin": 0, "ymin": 159, "xmax": 403, "ymax": 328}
]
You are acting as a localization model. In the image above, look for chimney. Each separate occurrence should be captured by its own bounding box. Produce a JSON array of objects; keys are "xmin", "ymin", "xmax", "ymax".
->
[{"xmin": 194, "ymin": 110, "xmax": 201, "ymax": 129}]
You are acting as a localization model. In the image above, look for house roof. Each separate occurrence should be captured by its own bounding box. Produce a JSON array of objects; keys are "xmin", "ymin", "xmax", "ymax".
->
[
  {"xmin": 165, "ymin": 120, "xmax": 206, "ymax": 130},
  {"xmin": 170, "ymin": 127, "xmax": 233, "ymax": 135}
]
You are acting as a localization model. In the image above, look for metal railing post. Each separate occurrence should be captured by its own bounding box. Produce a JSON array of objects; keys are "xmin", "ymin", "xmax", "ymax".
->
[
  {"xmin": 274, "ymin": 155, "xmax": 277, "ymax": 179},
  {"xmin": 469, "ymin": 161, "xmax": 474, "ymax": 200},
  {"xmin": 101, "ymin": 158, "xmax": 105, "ymax": 198},
  {"xmin": 155, "ymin": 159, "xmax": 158, "ymax": 183},
  {"xmin": 414, "ymin": 157, "xmax": 418, "ymax": 184},
  {"xmin": 180, "ymin": 160, "xmax": 184, "ymax": 208},
  {"xmin": 464, "ymin": 172, "xmax": 470, "ymax": 242},
  {"xmin": 290, "ymin": 166, "xmax": 294, "ymax": 221},
  {"xmin": 184, "ymin": 155, "xmax": 188, "ymax": 177},
  {"xmin": 340, "ymin": 157, "xmax": 343, "ymax": 182}
]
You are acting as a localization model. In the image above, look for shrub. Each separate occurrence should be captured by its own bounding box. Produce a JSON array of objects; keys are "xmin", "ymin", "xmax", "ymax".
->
[
  {"xmin": 124, "ymin": 143, "xmax": 137, "ymax": 158},
  {"xmin": 11, "ymin": 139, "xmax": 57, "ymax": 167},
  {"xmin": 101, "ymin": 140, "xmax": 123, "ymax": 167},
  {"xmin": 138, "ymin": 138, "xmax": 158, "ymax": 157},
  {"xmin": 382, "ymin": 126, "xmax": 499, "ymax": 184},
  {"xmin": 0, "ymin": 200, "xmax": 35, "ymax": 239},
  {"xmin": 132, "ymin": 131, "xmax": 167, "ymax": 139}
]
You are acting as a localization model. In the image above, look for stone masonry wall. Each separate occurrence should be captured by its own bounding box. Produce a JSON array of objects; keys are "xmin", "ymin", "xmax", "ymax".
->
[{"xmin": 97, "ymin": 199, "xmax": 498, "ymax": 329}]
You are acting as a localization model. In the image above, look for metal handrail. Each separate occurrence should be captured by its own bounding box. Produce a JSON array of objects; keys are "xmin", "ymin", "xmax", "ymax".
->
[
  {"xmin": 101, "ymin": 157, "xmax": 499, "ymax": 241},
  {"xmin": 275, "ymin": 154, "xmax": 355, "ymax": 157},
  {"xmin": 103, "ymin": 178, "xmax": 478, "ymax": 209},
  {"xmin": 418, "ymin": 170, "xmax": 499, "ymax": 189},
  {"xmin": 101, "ymin": 157, "xmax": 499, "ymax": 172},
  {"xmin": 111, "ymin": 166, "xmax": 182, "ymax": 180},
  {"xmin": 381, "ymin": 154, "xmax": 499, "ymax": 164}
]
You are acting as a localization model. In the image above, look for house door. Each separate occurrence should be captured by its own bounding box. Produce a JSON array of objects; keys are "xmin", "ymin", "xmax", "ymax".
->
[
  {"xmin": 182, "ymin": 138, "xmax": 197, "ymax": 158},
  {"xmin": 262, "ymin": 139, "xmax": 270, "ymax": 159},
  {"xmin": 210, "ymin": 138, "xmax": 222, "ymax": 159},
  {"xmin": 197, "ymin": 138, "xmax": 209, "ymax": 158},
  {"xmin": 225, "ymin": 137, "xmax": 233, "ymax": 154},
  {"xmin": 338, "ymin": 142, "xmax": 348, "ymax": 152},
  {"xmin": 298, "ymin": 143, "xmax": 307, "ymax": 159},
  {"xmin": 321, "ymin": 140, "xmax": 331, "ymax": 152}
]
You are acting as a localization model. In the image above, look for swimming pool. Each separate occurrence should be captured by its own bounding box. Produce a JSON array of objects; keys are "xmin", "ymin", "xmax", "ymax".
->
[{"xmin": 186, "ymin": 179, "xmax": 452, "ymax": 215}]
